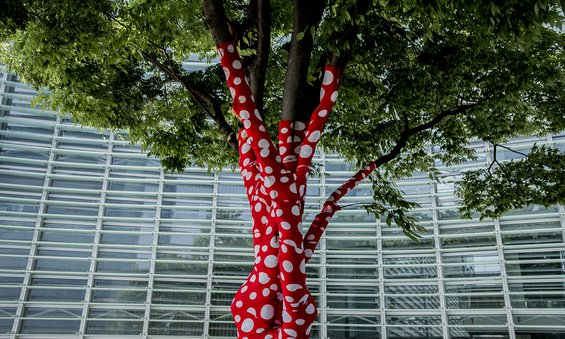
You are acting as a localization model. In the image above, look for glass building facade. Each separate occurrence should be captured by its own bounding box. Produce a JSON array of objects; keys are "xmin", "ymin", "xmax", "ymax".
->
[{"xmin": 1, "ymin": 67, "xmax": 564, "ymax": 339}]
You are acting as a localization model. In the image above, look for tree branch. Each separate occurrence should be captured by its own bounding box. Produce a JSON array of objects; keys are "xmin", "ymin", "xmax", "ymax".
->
[
  {"xmin": 249, "ymin": 0, "xmax": 271, "ymax": 114},
  {"xmin": 281, "ymin": 0, "xmax": 325, "ymax": 122},
  {"xmin": 142, "ymin": 52, "xmax": 238, "ymax": 152},
  {"xmin": 202, "ymin": 0, "xmax": 233, "ymax": 44}
]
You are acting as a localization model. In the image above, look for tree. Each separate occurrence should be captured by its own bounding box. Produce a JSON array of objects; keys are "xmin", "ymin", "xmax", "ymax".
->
[{"xmin": 1, "ymin": 1, "xmax": 564, "ymax": 337}]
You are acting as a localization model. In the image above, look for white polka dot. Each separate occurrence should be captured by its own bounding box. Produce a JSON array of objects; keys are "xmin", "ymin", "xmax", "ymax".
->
[
  {"xmin": 279, "ymin": 146, "xmax": 287, "ymax": 154},
  {"xmin": 249, "ymin": 292, "xmax": 257, "ymax": 300},
  {"xmin": 223, "ymin": 67, "xmax": 230, "ymax": 79},
  {"xmin": 239, "ymin": 95, "xmax": 246, "ymax": 103},
  {"xmin": 266, "ymin": 226, "xmax": 273, "ymax": 234},
  {"xmin": 283, "ymin": 260, "xmax": 293, "ymax": 272},
  {"xmin": 228, "ymin": 44, "xmax": 235, "ymax": 53},
  {"xmin": 300, "ymin": 259, "xmax": 306, "ymax": 273},
  {"xmin": 276, "ymin": 209, "xmax": 283, "ymax": 217},
  {"xmin": 261, "ymin": 305, "xmax": 275, "ymax": 320},
  {"xmin": 291, "ymin": 205, "xmax": 300, "ymax": 216},
  {"xmin": 280, "ymin": 222, "xmax": 291, "ymax": 230},
  {"xmin": 300, "ymin": 145, "xmax": 313, "ymax": 158},
  {"xmin": 287, "ymin": 284, "xmax": 302, "ymax": 291},
  {"xmin": 259, "ymin": 272, "xmax": 269, "ymax": 284},
  {"xmin": 240, "ymin": 110, "xmax": 250, "ymax": 119},
  {"xmin": 308, "ymin": 130, "xmax": 321, "ymax": 142},
  {"xmin": 264, "ymin": 255, "xmax": 278, "ymax": 268},
  {"xmin": 331, "ymin": 91, "xmax": 339, "ymax": 102},
  {"xmin": 250, "ymin": 274, "xmax": 257, "ymax": 282},
  {"xmin": 285, "ymin": 296, "xmax": 294, "ymax": 302},
  {"xmin": 260, "ymin": 148, "xmax": 270, "ymax": 157},
  {"xmin": 280, "ymin": 176, "xmax": 289, "ymax": 183},
  {"xmin": 254, "ymin": 109, "xmax": 263, "ymax": 121},
  {"xmin": 320, "ymin": 88, "xmax": 325, "ymax": 100},
  {"xmin": 276, "ymin": 155, "xmax": 282, "ymax": 163},
  {"xmin": 323, "ymin": 70, "xmax": 334, "ymax": 85},
  {"xmin": 281, "ymin": 244, "xmax": 288, "ymax": 253},
  {"xmin": 235, "ymin": 315, "xmax": 241, "ymax": 322},
  {"xmin": 289, "ymin": 183, "xmax": 297, "ymax": 193},
  {"xmin": 318, "ymin": 109, "xmax": 328, "ymax": 117},
  {"xmin": 281, "ymin": 127, "xmax": 288, "ymax": 134},
  {"xmin": 259, "ymin": 125, "xmax": 266, "ymax": 132},
  {"xmin": 247, "ymin": 307, "xmax": 256, "ymax": 316},
  {"xmin": 262, "ymin": 288, "xmax": 270, "ymax": 296},
  {"xmin": 270, "ymin": 237, "xmax": 279, "ymax": 248},
  {"xmin": 285, "ymin": 329, "xmax": 297, "ymax": 337},
  {"xmin": 270, "ymin": 190, "xmax": 278, "ymax": 199},
  {"xmin": 241, "ymin": 286, "xmax": 248, "ymax": 293},
  {"xmin": 296, "ymin": 319, "xmax": 305, "ymax": 325},
  {"xmin": 230, "ymin": 87, "xmax": 236, "ymax": 98},
  {"xmin": 262, "ymin": 245, "xmax": 268, "ymax": 252},
  {"xmin": 306, "ymin": 304, "xmax": 315, "ymax": 314},
  {"xmin": 258, "ymin": 139, "xmax": 269, "ymax": 148},
  {"xmin": 254, "ymin": 203, "xmax": 262, "ymax": 212},
  {"xmin": 270, "ymin": 283, "xmax": 278, "ymax": 290},
  {"xmin": 264, "ymin": 175, "xmax": 275, "ymax": 187},
  {"xmin": 283, "ymin": 311, "xmax": 291, "ymax": 323},
  {"xmin": 306, "ymin": 324, "xmax": 312, "ymax": 335},
  {"xmin": 233, "ymin": 60, "xmax": 242, "ymax": 69},
  {"xmin": 236, "ymin": 300, "xmax": 243, "ymax": 308},
  {"xmin": 234, "ymin": 77, "xmax": 241, "ymax": 85}
]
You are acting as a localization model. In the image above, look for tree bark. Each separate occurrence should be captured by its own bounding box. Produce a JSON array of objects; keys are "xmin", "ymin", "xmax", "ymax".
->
[{"xmin": 281, "ymin": 0, "xmax": 325, "ymax": 122}]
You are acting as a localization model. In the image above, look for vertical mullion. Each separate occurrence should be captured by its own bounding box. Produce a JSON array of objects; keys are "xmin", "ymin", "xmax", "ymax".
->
[
  {"xmin": 377, "ymin": 205, "xmax": 386, "ymax": 338},
  {"xmin": 203, "ymin": 171, "xmax": 219, "ymax": 338},
  {"xmin": 485, "ymin": 142, "xmax": 516, "ymax": 339},
  {"xmin": 11, "ymin": 115, "xmax": 61, "ymax": 338},
  {"xmin": 142, "ymin": 167, "xmax": 165, "ymax": 338},
  {"xmin": 78, "ymin": 132, "xmax": 114, "ymax": 337},
  {"xmin": 431, "ymin": 165, "xmax": 449, "ymax": 339},
  {"xmin": 318, "ymin": 151, "xmax": 327, "ymax": 339}
]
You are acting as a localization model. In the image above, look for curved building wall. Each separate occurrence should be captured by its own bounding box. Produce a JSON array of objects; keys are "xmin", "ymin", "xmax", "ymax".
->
[{"xmin": 1, "ymin": 69, "xmax": 564, "ymax": 339}]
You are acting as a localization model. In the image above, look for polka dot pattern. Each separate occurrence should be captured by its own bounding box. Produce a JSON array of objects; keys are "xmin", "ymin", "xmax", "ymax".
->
[{"xmin": 218, "ymin": 41, "xmax": 348, "ymax": 339}]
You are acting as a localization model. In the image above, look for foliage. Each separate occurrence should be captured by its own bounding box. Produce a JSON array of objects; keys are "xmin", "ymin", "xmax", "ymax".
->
[
  {"xmin": 457, "ymin": 145, "xmax": 565, "ymax": 219},
  {"xmin": 1, "ymin": 0, "xmax": 564, "ymax": 229}
]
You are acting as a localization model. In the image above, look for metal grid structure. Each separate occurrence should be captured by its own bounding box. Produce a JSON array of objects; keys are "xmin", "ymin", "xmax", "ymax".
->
[{"xmin": 1, "ymin": 68, "xmax": 564, "ymax": 339}]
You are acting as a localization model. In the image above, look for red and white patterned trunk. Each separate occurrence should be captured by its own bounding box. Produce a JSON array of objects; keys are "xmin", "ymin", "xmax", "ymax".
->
[{"xmin": 217, "ymin": 42, "xmax": 377, "ymax": 339}]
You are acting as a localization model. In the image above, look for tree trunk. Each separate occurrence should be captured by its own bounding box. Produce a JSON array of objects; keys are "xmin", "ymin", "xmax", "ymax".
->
[{"xmin": 217, "ymin": 41, "xmax": 340, "ymax": 338}]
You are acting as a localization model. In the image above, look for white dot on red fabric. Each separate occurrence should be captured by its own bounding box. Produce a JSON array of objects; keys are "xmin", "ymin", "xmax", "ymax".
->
[
  {"xmin": 254, "ymin": 203, "xmax": 262, "ymax": 212},
  {"xmin": 283, "ymin": 260, "xmax": 293, "ymax": 272},
  {"xmin": 285, "ymin": 296, "xmax": 294, "ymax": 302},
  {"xmin": 270, "ymin": 237, "xmax": 279, "ymax": 248},
  {"xmin": 266, "ymin": 226, "xmax": 273, "ymax": 234},
  {"xmin": 280, "ymin": 222, "xmax": 291, "ymax": 230},
  {"xmin": 323, "ymin": 70, "xmax": 334, "ymax": 85},
  {"xmin": 300, "ymin": 259, "xmax": 306, "ymax": 273},
  {"xmin": 306, "ymin": 324, "xmax": 312, "ymax": 335},
  {"xmin": 241, "ymin": 318, "xmax": 254, "ymax": 332},
  {"xmin": 318, "ymin": 109, "xmax": 328, "ymax": 117},
  {"xmin": 227, "ymin": 44, "xmax": 235, "ymax": 53},
  {"xmin": 305, "ymin": 249, "xmax": 313, "ymax": 257},
  {"xmin": 283, "ymin": 311, "xmax": 291, "ymax": 323},
  {"xmin": 276, "ymin": 209, "xmax": 283, "ymax": 217},
  {"xmin": 254, "ymin": 109, "xmax": 263, "ymax": 121},
  {"xmin": 259, "ymin": 272, "xmax": 269, "ymax": 284},
  {"xmin": 265, "ymin": 166, "xmax": 273, "ymax": 174},
  {"xmin": 299, "ymin": 185, "xmax": 305, "ymax": 196},
  {"xmin": 260, "ymin": 148, "xmax": 270, "ymax": 157},
  {"xmin": 240, "ymin": 110, "xmax": 250, "ymax": 119},
  {"xmin": 289, "ymin": 183, "xmax": 297, "ymax": 193},
  {"xmin": 281, "ymin": 127, "xmax": 288, "ymax": 134},
  {"xmin": 287, "ymin": 284, "xmax": 302, "ymax": 291},
  {"xmin": 234, "ymin": 77, "xmax": 241, "ymax": 85},
  {"xmin": 261, "ymin": 305, "xmax": 275, "ymax": 320},
  {"xmin": 265, "ymin": 335, "xmax": 273, "ymax": 339},
  {"xmin": 284, "ymin": 329, "xmax": 298, "ymax": 337},
  {"xmin": 300, "ymin": 145, "xmax": 313, "ymax": 158},
  {"xmin": 280, "ymin": 176, "xmax": 289, "ymax": 183},
  {"xmin": 306, "ymin": 304, "xmax": 315, "ymax": 314},
  {"xmin": 239, "ymin": 96, "xmax": 246, "ymax": 103},
  {"xmin": 264, "ymin": 255, "xmax": 278, "ymax": 268},
  {"xmin": 291, "ymin": 205, "xmax": 300, "ymax": 216},
  {"xmin": 236, "ymin": 300, "xmax": 243, "ymax": 308},
  {"xmin": 270, "ymin": 190, "xmax": 278, "ymax": 199},
  {"xmin": 223, "ymin": 67, "xmax": 230, "ymax": 79},
  {"xmin": 249, "ymin": 292, "xmax": 257, "ymax": 300},
  {"xmin": 235, "ymin": 315, "xmax": 241, "ymax": 322},
  {"xmin": 261, "ymin": 245, "xmax": 268, "ymax": 252},
  {"xmin": 247, "ymin": 307, "xmax": 256, "ymax": 316},
  {"xmin": 218, "ymin": 48, "xmax": 224, "ymax": 57},
  {"xmin": 270, "ymin": 283, "xmax": 278, "ymax": 290},
  {"xmin": 279, "ymin": 146, "xmax": 287, "ymax": 154},
  {"xmin": 281, "ymin": 244, "xmax": 288, "ymax": 253},
  {"xmin": 241, "ymin": 286, "xmax": 248, "ymax": 293},
  {"xmin": 262, "ymin": 288, "xmax": 270, "ymax": 296},
  {"xmin": 296, "ymin": 319, "xmax": 305, "ymax": 325},
  {"xmin": 258, "ymin": 139, "xmax": 269, "ymax": 148},
  {"xmin": 230, "ymin": 87, "xmax": 236, "ymax": 98},
  {"xmin": 233, "ymin": 60, "xmax": 242, "ymax": 69},
  {"xmin": 308, "ymin": 130, "xmax": 321, "ymax": 142},
  {"xmin": 331, "ymin": 91, "xmax": 339, "ymax": 102},
  {"xmin": 250, "ymin": 273, "xmax": 257, "ymax": 282},
  {"xmin": 319, "ymin": 88, "xmax": 325, "ymax": 100},
  {"xmin": 276, "ymin": 155, "xmax": 282, "ymax": 163},
  {"xmin": 264, "ymin": 176, "xmax": 275, "ymax": 187},
  {"xmin": 259, "ymin": 125, "xmax": 266, "ymax": 132}
]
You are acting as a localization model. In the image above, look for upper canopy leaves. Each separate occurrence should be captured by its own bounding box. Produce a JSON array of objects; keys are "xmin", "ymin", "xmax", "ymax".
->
[{"xmin": 1, "ymin": 0, "xmax": 564, "ymax": 221}]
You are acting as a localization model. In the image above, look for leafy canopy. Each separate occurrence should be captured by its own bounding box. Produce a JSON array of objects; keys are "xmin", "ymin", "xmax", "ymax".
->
[{"xmin": 1, "ymin": 0, "xmax": 564, "ymax": 225}]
